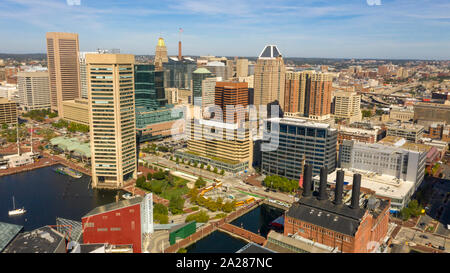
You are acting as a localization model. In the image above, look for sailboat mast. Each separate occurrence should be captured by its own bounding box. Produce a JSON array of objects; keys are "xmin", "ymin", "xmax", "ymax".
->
[
  {"xmin": 16, "ymin": 122, "xmax": 20, "ymax": 156},
  {"xmin": 30, "ymin": 123, "xmax": 33, "ymax": 154}
]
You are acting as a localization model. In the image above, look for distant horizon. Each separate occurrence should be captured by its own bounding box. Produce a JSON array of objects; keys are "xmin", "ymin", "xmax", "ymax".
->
[
  {"xmin": 0, "ymin": 0, "xmax": 449, "ymax": 60},
  {"xmin": 0, "ymin": 52, "xmax": 448, "ymax": 62}
]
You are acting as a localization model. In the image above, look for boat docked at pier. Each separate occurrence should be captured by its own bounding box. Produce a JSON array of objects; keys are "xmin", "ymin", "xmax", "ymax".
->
[{"xmin": 54, "ymin": 166, "xmax": 82, "ymax": 178}]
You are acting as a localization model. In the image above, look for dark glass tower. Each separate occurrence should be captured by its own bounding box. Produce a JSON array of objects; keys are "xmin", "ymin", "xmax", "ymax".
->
[{"xmin": 134, "ymin": 64, "xmax": 167, "ymax": 110}]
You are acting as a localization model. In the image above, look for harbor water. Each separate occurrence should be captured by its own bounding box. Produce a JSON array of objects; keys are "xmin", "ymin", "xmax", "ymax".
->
[
  {"xmin": 0, "ymin": 164, "xmax": 122, "ymax": 231},
  {"xmin": 186, "ymin": 203, "xmax": 285, "ymax": 253}
]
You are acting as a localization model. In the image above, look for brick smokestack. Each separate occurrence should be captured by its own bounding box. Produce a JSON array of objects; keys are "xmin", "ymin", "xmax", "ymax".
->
[{"xmin": 178, "ymin": 41, "xmax": 182, "ymax": 61}]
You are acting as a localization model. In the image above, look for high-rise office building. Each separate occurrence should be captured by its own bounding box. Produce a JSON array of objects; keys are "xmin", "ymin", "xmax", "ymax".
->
[
  {"xmin": 154, "ymin": 37, "xmax": 168, "ymax": 71},
  {"xmin": 192, "ymin": 68, "xmax": 212, "ymax": 107},
  {"xmin": 214, "ymin": 81, "xmax": 248, "ymax": 123},
  {"xmin": 79, "ymin": 51, "xmax": 98, "ymax": 99},
  {"xmin": 17, "ymin": 71, "xmax": 51, "ymax": 111},
  {"xmin": 254, "ymin": 45, "xmax": 285, "ymax": 110},
  {"xmin": 205, "ymin": 61, "xmax": 228, "ymax": 80},
  {"xmin": 163, "ymin": 58, "xmax": 196, "ymax": 90},
  {"xmin": 261, "ymin": 117, "xmax": 337, "ymax": 180},
  {"xmin": 134, "ymin": 64, "xmax": 167, "ymax": 110},
  {"xmin": 86, "ymin": 54, "xmax": 137, "ymax": 188},
  {"xmin": 46, "ymin": 32, "xmax": 81, "ymax": 116},
  {"xmin": 236, "ymin": 58, "xmax": 249, "ymax": 77},
  {"xmin": 178, "ymin": 118, "xmax": 252, "ymax": 173},
  {"xmin": 134, "ymin": 64, "xmax": 183, "ymax": 143}
]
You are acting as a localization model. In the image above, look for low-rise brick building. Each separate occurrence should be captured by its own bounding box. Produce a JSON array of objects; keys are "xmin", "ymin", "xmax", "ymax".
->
[{"xmin": 283, "ymin": 165, "xmax": 390, "ymax": 253}]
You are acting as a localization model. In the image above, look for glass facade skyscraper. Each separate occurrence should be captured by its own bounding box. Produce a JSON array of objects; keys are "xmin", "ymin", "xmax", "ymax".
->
[
  {"xmin": 134, "ymin": 64, "xmax": 167, "ymax": 110},
  {"xmin": 134, "ymin": 64, "xmax": 183, "ymax": 143},
  {"xmin": 163, "ymin": 58, "xmax": 196, "ymax": 90}
]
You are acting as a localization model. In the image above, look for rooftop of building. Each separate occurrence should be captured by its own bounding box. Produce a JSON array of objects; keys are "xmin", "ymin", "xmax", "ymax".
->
[
  {"xmin": 288, "ymin": 183, "xmax": 389, "ymax": 237},
  {"xmin": 386, "ymin": 122, "xmax": 424, "ymax": 130},
  {"xmin": 267, "ymin": 230, "xmax": 337, "ymax": 253},
  {"xmin": 157, "ymin": 37, "xmax": 165, "ymax": 47},
  {"xmin": 313, "ymin": 168, "xmax": 415, "ymax": 200},
  {"xmin": 0, "ymin": 97, "xmax": 16, "ymax": 104},
  {"xmin": 266, "ymin": 117, "xmax": 334, "ymax": 130},
  {"xmin": 3, "ymin": 226, "xmax": 66, "ymax": 253},
  {"xmin": 70, "ymin": 243, "xmax": 133, "ymax": 253},
  {"xmin": 378, "ymin": 136, "xmax": 430, "ymax": 152},
  {"xmin": 49, "ymin": 136, "xmax": 91, "ymax": 158},
  {"xmin": 193, "ymin": 67, "xmax": 212, "ymax": 74},
  {"xmin": 258, "ymin": 45, "xmax": 282, "ymax": 59},
  {"xmin": 205, "ymin": 61, "xmax": 225, "ymax": 67},
  {"xmin": 0, "ymin": 222, "xmax": 23, "ymax": 252},
  {"xmin": 83, "ymin": 196, "xmax": 143, "ymax": 218}
]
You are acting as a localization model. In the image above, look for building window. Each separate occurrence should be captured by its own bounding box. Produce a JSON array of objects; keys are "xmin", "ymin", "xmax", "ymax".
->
[
  {"xmin": 129, "ymin": 209, "xmax": 135, "ymax": 213},
  {"xmin": 97, "ymin": 228, "xmax": 108, "ymax": 232},
  {"xmin": 131, "ymin": 221, "xmax": 135, "ymax": 230},
  {"xmin": 116, "ymin": 213, "xmax": 121, "ymax": 216},
  {"xmin": 102, "ymin": 216, "xmax": 108, "ymax": 220},
  {"xmin": 110, "ymin": 227, "xmax": 121, "ymax": 231},
  {"xmin": 84, "ymin": 222, "xmax": 94, "ymax": 228}
]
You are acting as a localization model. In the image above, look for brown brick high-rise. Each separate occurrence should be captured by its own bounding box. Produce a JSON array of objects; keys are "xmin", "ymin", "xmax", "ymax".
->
[
  {"xmin": 305, "ymin": 73, "xmax": 333, "ymax": 117},
  {"xmin": 214, "ymin": 81, "xmax": 248, "ymax": 123}
]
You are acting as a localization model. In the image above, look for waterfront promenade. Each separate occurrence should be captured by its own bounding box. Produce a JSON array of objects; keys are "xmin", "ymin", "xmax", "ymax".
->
[{"xmin": 0, "ymin": 151, "xmax": 91, "ymax": 178}]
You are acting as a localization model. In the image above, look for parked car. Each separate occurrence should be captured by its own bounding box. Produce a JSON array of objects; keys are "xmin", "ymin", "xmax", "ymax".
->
[{"xmin": 419, "ymin": 235, "xmax": 428, "ymax": 239}]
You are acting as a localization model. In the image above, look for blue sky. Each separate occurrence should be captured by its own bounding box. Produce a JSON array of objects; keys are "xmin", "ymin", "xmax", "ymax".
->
[{"xmin": 0, "ymin": 0, "xmax": 449, "ymax": 59}]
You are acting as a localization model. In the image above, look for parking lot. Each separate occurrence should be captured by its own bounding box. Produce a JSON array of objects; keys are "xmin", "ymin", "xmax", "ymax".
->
[{"xmin": 394, "ymin": 227, "xmax": 449, "ymax": 252}]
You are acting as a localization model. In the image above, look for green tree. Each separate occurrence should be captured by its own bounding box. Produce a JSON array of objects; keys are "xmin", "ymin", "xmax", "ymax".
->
[
  {"xmin": 146, "ymin": 172, "xmax": 153, "ymax": 181},
  {"xmin": 153, "ymin": 203, "xmax": 168, "ymax": 215},
  {"xmin": 200, "ymin": 163, "xmax": 204, "ymax": 169},
  {"xmin": 153, "ymin": 171, "xmax": 166, "ymax": 180},
  {"xmin": 213, "ymin": 167, "xmax": 218, "ymax": 173},
  {"xmin": 220, "ymin": 169, "xmax": 225, "ymax": 175},
  {"xmin": 195, "ymin": 177, "xmax": 206, "ymax": 188},
  {"xmin": 1, "ymin": 123, "xmax": 7, "ymax": 130},
  {"xmin": 169, "ymin": 196, "xmax": 185, "ymax": 215},
  {"xmin": 206, "ymin": 165, "xmax": 211, "ymax": 171},
  {"xmin": 185, "ymin": 210, "xmax": 209, "ymax": 223},
  {"xmin": 362, "ymin": 110, "xmax": 372, "ymax": 118}
]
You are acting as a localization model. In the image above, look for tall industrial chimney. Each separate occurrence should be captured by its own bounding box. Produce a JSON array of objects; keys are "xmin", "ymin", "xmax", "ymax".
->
[
  {"xmin": 178, "ymin": 41, "xmax": 182, "ymax": 61},
  {"xmin": 334, "ymin": 170, "xmax": 345, "ymax": 205},
  {"xmin": 351, "ymin": 173, "xmax": 361, "ymax": 209},
  {"xmin": 302, "ymin": 164, "xmax": 312, "ymax": 197},
  {"xmin": 318, "ymin": 166, "xmax": 328, "ymax": 200}
]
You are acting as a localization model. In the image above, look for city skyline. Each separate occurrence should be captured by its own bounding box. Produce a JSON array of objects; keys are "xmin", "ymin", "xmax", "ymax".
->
[{"xmin": 0, "ymin": 0, "xmax": 449, "ymax": 60}]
